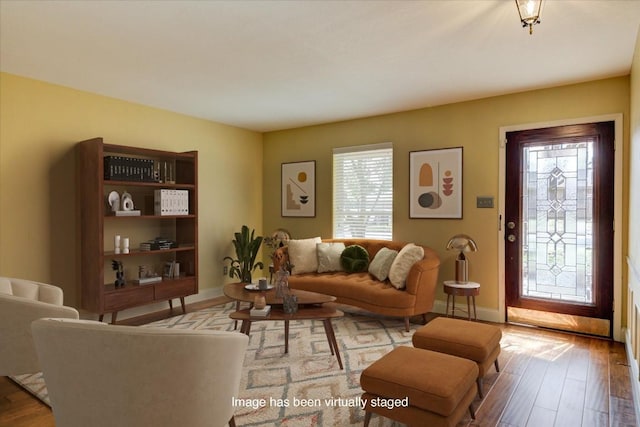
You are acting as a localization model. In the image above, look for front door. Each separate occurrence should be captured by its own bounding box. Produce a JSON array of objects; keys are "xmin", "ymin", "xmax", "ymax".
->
[{"xmin": 505, "ymin": 122, "xmax": 614, "ymax": 337}]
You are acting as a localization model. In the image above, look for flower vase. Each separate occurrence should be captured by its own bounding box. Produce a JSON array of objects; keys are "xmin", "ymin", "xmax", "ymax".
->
[{"xmin": 275, "ymin": 267, "xmax": 289, "ymax": 298}]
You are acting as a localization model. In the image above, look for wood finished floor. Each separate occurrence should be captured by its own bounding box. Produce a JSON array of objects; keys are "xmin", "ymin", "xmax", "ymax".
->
[{"xmin": 1, "ymin": 299, "xmax": 637, "ymax": 427}]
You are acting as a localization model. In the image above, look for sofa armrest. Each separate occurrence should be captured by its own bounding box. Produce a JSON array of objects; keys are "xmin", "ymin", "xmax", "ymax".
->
[
  {"xmin": 404, "ymin": 247, "xmax": 440, "ymax": 313},
  {"xmin": 0, "ymin": 294, "xmax": 79, "ymax": 375}
]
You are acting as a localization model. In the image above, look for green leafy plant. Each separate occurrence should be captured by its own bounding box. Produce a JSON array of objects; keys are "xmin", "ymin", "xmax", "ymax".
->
[{"xmin": 223, "ymin": 225, "xmax": 264, "ymax": 283}]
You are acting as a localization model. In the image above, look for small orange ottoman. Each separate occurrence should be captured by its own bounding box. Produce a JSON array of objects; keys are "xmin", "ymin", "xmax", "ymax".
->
[
  {"xmin": 360, "ymin": 346, "xmax": 478, "ymax": 427},
  {"xmin": 412, "ymin": 317, "xmax": 501, "ymax": 398}
]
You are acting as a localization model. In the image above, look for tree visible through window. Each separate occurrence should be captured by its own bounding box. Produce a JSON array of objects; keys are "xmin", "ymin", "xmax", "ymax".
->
[{"xmin": 333, "ymin": 143, "xmax": 393, "ymax": 239}]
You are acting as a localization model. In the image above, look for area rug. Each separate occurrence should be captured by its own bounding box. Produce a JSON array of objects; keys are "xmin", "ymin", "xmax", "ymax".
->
[{"xmin": 11, "ymin": 303, "xmax": 437, "ymax": 426}]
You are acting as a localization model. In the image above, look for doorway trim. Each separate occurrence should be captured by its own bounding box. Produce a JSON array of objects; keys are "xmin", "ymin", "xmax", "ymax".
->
[{"xmin": 498, "ymin": 113, "xmax": 623, "ymax": 341}]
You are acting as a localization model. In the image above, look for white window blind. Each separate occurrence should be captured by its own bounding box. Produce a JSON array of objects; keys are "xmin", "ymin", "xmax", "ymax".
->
[{"xmin": 333, "ymin": 143, "xmax": 393, "ymax": 239}]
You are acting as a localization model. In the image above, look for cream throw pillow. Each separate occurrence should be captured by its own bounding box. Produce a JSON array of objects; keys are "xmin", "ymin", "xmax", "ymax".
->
[
  {"xmin": 368, "ymin": 247, "xmax": 398, "ymax": 281},
  {"xmin": 316, "ymin": 242, "xmax": 346, "ymax": 273},
  {"xmin": 388, "ymin": 243, "xmax": 424, "ymax": 289},
  {"xmin": 288, "ymin": 237, "xmax": 322, "ymax": 275}
]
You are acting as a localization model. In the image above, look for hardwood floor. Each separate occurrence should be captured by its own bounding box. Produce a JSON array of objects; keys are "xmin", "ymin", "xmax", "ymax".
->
[
  {"xmin": 466, "ymin": 324, "xmax": 637, "ymax": 427},
  {"xmin": 1, "ymin": 299, "xmax": 637, "ymax": 427}
]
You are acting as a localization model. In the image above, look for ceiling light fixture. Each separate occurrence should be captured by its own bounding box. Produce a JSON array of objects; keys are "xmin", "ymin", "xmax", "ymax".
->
[{"xmin": 515, "ymin": 0, "xmax": 543, "ymax": 35}]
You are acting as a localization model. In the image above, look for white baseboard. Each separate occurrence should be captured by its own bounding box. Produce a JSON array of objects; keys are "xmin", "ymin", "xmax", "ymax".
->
[
  {"xmin": 431, "ymin": 299, "xmax": 503, "ymax": 323},
  {"xmin": 626, "ymin": 327, "xmax": 640, "ymax": 423},
  {"xmin": 78, "ymin": 287, "xmax": 226, "ymax": 322}
]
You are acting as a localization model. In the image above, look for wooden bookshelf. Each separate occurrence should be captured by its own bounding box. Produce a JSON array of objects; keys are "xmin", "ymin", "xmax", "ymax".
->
[{"xmin": 76, "ymin": 138, "xmax": 198, "ymax": 323}]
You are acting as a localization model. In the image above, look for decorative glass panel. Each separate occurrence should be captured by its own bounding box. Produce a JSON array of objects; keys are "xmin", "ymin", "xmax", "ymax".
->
[{"xmin": 522, "ymin": 140, "xmax": 593, "ymax": 304}]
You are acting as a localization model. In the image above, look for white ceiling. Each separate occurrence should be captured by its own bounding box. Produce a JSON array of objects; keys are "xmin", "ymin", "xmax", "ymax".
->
[{"xmin": 1, "ymin": 1, "xmax": 639, "ymax": 132}]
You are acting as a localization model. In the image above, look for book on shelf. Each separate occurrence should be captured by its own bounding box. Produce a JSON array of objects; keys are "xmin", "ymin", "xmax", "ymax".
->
[
  {"xmin": 104, "ymin": 156, "xmax": 156, "ymax": 182},
  {"xmin": 134, "ymin": 276, "xmax": 162, "ymax": 285},
  {"xmin": 250, "ymin": 305, "xmax": 271, "ymax": 318},
  {"xmin": 115, "ymin": 210, "xmax": 141, "ymax": 216},
  {"xmin": 163, "ymin": 261, "xmax": 180, "ymax": 279},
  {"xmin": 154, "ymin": 189, "xmax": 189, "ymax": 216}
]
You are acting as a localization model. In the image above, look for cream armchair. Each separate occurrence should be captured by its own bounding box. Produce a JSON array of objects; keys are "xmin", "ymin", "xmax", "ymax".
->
[
  {"xmin": 32, "ymin": 318, "xmax": 249, "ymax": 427},
  {"xmin": 0, "ymin": 276, "xmax": 79, "ymax": 375}
]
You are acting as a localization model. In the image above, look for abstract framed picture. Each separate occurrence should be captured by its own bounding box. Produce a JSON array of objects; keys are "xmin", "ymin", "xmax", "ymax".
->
[
  {"xmin": 281, "ymin": 160, "xmax": 316, "ymax": 217},
  {"xmin": 409, "ymin": 147, "xmax": 463, "ymax": 219}
]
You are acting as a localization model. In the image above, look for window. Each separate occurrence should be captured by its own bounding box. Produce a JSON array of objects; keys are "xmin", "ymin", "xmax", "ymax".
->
[{"xmin": 333, "ymin": 143, "xmax": 393, "ymax": 239}]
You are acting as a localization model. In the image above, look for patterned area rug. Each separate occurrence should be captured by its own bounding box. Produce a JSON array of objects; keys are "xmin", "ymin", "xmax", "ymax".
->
[{"xmin": 13, "ymin": 302, "xmax": 422, "ymax": 426}]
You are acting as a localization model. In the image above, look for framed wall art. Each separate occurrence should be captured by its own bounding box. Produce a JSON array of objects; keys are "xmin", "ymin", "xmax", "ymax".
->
[
  {"xmin": 281, "ymin": 160, "xmax": 316, "ymax": 217},
  {"xmin": 409, "ymin": 147, "xmax": 463, "ymax": 219}
]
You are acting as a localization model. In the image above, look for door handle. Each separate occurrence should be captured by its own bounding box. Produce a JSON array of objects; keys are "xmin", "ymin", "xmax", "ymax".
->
[
  {"xmin": 507, "ymin": 234, "xmax": 516, "ymax": 243},
  {"xmin": 507, "ymin": 221, "xmax": 516, "ymax": 229}
]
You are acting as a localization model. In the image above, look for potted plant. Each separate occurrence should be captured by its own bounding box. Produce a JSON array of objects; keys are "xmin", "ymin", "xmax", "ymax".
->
[{"xmin": 224, "ymin": 225, "xmax": 264, "ymax": 284}]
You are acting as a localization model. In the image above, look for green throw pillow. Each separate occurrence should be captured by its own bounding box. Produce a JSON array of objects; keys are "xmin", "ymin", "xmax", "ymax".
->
[{"xmin": 340, "ymin": 245, "xmax": 370, "ymax": 273}]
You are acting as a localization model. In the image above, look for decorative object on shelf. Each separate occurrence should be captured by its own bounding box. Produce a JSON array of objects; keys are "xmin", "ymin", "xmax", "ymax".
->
[
  {"xmin": 108, "ymin": 191, "xmax": 120, "ymax": 213},
  {"xmin": 114, "ymin": 235, "xmax": 121, "ymax": 254},
  {"xmin": 274, "ymin": 266, "xmax": 290, "ymax": 298},
  {"xmin": 223, "ymin": 225, "xmax": 264, "ymax": 284},
  {"xmin": 281, "ymin": 161, "xmax": 316, "ymax": 217},
  {"xmin": 154, "ymin": 160, "xmax": 175, "ymax": 184},
  {"xmin": 163, "ymin": 161, "xmax": 175, "ymax": 184},
  {"xmin": 122, "ymin": 237, "xmax": 130, "ymax": 254},
  {"xmin": 111, "ymin": 260, "xmax": 125, "ymax": 288},
  {"xmin": 515, "ymin": 0, "xmax": 543, "ymax": 35},
  {"xmin": 121, "ymin": 192, "xmax": 134, "ymax": 211},
  {"xmin": 135, "ymin": 265, "xmax": 161, "ymax": 285},
  {"xmin": 446, "ymin": 234, "xmax": 478, "ymax": 283},
  {"xmin": 409, "ymin": 147, "xmax": 463, "ymax": 219},
  {"xmin": 107, "ymin": 190, "xmax": 141, "ymax": 216}
]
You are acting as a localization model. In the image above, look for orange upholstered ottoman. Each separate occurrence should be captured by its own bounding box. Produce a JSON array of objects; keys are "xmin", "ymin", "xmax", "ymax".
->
[
  {"xmin": 412, "ymin": 317, "xmax": 501, "ymax": 398},
  {"xmin": 360, "ymin": 346, "xmax": 478, "ymax": 427}
]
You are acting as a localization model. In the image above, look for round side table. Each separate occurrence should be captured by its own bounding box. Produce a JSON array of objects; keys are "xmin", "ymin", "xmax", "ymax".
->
[{"xmin": 443, "ymin": 280, "xmax": 480, "ymax": 321}]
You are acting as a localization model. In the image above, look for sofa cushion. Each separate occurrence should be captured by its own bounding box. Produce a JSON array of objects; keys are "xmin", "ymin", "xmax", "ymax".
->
[
  {"xmin": 288, "ymin": 272, "xmax": 416, "ymax": 309},
  {"xmin": 368, "ymin": 247, "xmax": 398, "ymax": 281},
  {"xmin": 288, "ymin": 237, "xmax": 322, "ymax": 275},
  {"xmin": 316, "ymin": 242, "xmax": 346, "ymax": 273},
  {"xmin": 389, "ymin": 243, "xmax": 424, "ymax": 289},
  {"xmin": 340, "ymin": 245, "xmax": 370, "ymax": 273}
]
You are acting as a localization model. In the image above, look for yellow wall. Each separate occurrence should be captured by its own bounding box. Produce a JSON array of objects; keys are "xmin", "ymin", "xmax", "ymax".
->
[
  {"xmin": 0, "ymin": 71, "xmax": 632, "ymax": 324},
  {"xmin": 263, "ymin": 77, "xmax": 630, "ymax": 313},
  {"xmin": 0, "ymin": 73, "xmax": 263, "ymax": 307}
]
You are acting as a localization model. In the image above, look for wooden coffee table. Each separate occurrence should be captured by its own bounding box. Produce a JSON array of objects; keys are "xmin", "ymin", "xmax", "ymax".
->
[{"xmin": 223, "ymin": 282, "xmax": 344, "ymax": 369}]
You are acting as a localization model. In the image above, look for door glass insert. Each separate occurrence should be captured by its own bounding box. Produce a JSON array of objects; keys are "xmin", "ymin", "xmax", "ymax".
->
[{"xmin": 522, "ymin": 140, "xmax": 593, "ymax": 304}]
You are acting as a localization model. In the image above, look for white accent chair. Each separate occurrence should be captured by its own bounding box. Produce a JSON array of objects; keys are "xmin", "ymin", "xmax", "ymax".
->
[
  {"xmin": 31, "ymin": 318, "xmax": 249, "ymax": 427},
  {"xmin": 0, "ymin": 277, "xmax": 79, "ymax": 375}
]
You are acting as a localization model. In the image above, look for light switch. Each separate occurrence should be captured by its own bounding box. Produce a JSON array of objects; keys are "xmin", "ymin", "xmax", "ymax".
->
[{"xmin": 477, "ymin": 196, "xmax": 494, "ymax": 208}]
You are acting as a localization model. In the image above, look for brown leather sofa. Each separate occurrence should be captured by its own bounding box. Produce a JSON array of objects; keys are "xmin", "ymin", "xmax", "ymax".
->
[{"xmin": 272, "ymin": 239, "xmax": 440, "ymax": 331}]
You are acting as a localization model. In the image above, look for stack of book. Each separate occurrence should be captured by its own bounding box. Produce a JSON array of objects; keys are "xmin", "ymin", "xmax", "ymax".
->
[
  {"xmin": 139, "ymin": 238, "xmax": 178, "ymax": 251},
  {"xmin": 134, "ymin": 276, "xmax": 162, "ymax": 285},
  {"xmin": 249, "ymin": 305, "xmax": 271, "ymax": 318}
]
